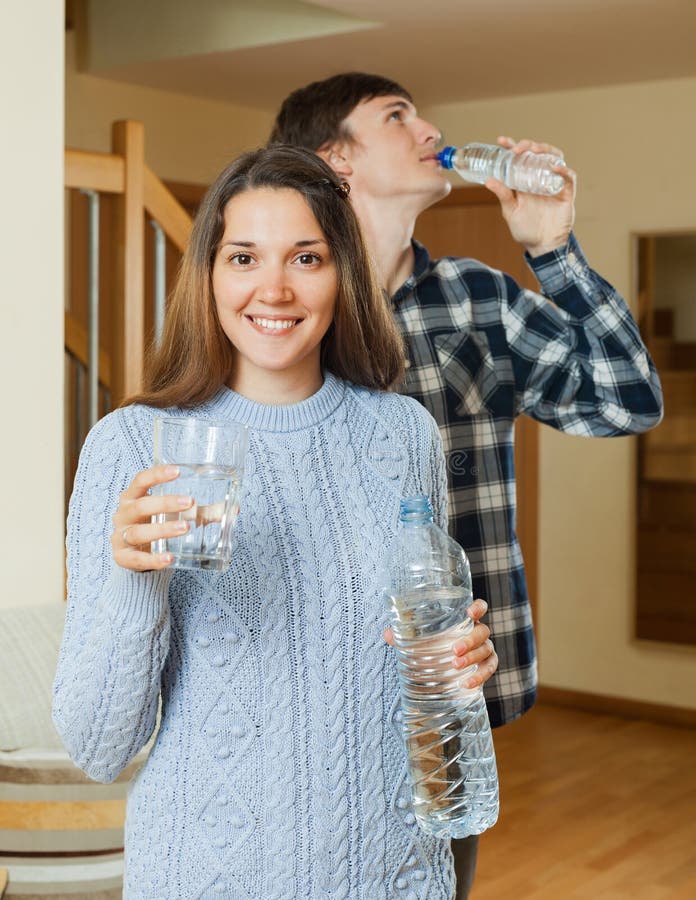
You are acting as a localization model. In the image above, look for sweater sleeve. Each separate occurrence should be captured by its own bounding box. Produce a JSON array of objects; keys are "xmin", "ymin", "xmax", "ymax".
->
[
  {"xmin": 53, "ymin": 410, "xmax": 172, "ymax": 783},
  {"xmin": 504, "ymin": 233, "xmax": 663, "ymax": 435}
]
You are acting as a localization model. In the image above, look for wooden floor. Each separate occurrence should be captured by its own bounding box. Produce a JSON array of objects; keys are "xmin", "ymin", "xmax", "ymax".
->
[{"xmin": 474, "ymin": 704, "xmax": 696, "ymax": 899}]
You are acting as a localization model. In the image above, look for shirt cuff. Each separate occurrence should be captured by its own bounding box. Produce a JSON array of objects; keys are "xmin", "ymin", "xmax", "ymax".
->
[{"xmin": 524, "ymin": 233, "xmax": 594, "ymax": 295}]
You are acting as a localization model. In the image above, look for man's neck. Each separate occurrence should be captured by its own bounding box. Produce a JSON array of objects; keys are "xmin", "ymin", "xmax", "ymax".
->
[{"xmin": 350, "ymin": 194, "xmax": 420, "ymax": 297}]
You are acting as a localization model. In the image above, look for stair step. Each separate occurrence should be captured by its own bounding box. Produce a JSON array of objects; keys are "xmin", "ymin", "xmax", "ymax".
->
[
  {"xmin": 650, "ymin": 340, "xmax": 696, "ymax": 371},
  {"xmin": 639, "ymin": 481, "xmax": 696, "ymax": 528},
  {"xmin": 644, "ymin": 412, "xmax": 696, "ymax": 450},
  {"xmin": 660, "ymin": 371, "xmax": 696, "ymax": 412},
  {"xmin": 637, "ymin": 525, "xmax": 696, "ymax": 575},
  {"xmin": 642, "ymin": 447, "xmax": 696, "ymax": 482},
  {"xmin": 653, "ymin": 308, "xmax": 675, "ymax": 338}
]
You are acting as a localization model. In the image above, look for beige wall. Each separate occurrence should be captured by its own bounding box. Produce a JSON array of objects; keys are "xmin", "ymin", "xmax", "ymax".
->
[
  {"xmin": 0, "ymin": 3, "xmax": 65, "ymax": 608},
  {"xmin": 425, "ymin": 77, "xmax": 696, "ymax": 710},
  {"xmin": 66, "ymin": 31, "xmax": 274, "ymax": 184}
]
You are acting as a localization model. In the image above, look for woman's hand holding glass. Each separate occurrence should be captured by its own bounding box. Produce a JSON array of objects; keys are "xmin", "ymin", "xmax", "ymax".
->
[{"xmin": 111, "ymin": 465, "xmax": 193, "ymax": 571}]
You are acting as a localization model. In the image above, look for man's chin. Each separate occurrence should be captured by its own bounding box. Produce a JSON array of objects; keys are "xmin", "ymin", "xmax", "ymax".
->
[{"xmin": 421, "ymin": 176, "xmax": 452, "ymax": 211}]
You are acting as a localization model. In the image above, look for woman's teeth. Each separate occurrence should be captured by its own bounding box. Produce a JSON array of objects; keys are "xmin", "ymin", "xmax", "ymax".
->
[{"xmin": 251, "ymin": 317, "xmax": 298, "ymax": 330}]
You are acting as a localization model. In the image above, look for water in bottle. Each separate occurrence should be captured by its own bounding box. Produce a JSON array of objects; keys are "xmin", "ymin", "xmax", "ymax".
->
[
  {"xmin": 384, "ymin": 496, "xmax": 499, "ymax": 838},
  {"xmin": 438, "ymin": 142, "xmax": 565, "ymax": 195}
]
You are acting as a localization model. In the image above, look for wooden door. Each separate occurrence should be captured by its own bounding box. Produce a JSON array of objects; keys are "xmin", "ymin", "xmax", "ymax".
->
[{"xmin": 414, "ymin": 186, "xmax": 540, "ymax": 617}]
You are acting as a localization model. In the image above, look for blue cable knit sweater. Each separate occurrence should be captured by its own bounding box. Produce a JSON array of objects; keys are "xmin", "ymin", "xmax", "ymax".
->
[{"xmin": 53, "ymin": 374, "xmax": 456, "ymax": 899}]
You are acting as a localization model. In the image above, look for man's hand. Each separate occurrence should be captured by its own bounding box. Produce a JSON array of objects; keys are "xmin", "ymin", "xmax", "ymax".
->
[
  {"xmin": 383, "ymin": 598, "xmax": 498, "ymax": 689},
  {"xmin": 484, "ymin": 136, "xmax": 576, "ymax": 257}
]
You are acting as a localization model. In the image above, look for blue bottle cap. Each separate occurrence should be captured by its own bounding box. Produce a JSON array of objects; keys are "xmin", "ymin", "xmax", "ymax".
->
[
  {"xmin": 399, "ymin": 496, "xmax": 434, "ymax": 523},
  {"xmin": 436, "ymin": 146, "xmax": 456, "ymax": 170}
]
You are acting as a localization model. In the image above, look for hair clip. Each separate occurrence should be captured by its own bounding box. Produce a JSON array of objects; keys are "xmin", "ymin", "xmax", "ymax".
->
[{"xmin": 317, "ymin": 178, "xmax": 351, "ymax": 200}]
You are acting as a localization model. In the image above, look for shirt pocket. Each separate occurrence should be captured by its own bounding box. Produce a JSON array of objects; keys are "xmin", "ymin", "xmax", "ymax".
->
[{"xmin": 434, "ymin": 330, "xmax": 499, "ymax": 418}]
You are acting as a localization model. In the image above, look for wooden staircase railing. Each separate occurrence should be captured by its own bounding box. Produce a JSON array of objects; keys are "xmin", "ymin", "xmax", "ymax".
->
[
  {"xmin": 64, "ymin": 120, "xmax": 194, "ymax": 504},
  {"xmin": 65, "ymin": 120, "xmax": 193, "ymax": 392}
]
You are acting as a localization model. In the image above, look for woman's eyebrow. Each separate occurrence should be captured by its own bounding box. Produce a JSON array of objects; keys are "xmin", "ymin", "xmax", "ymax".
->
[{"xmin": 219, "ymin": 238, "xmax": 328, "ymax": 249}]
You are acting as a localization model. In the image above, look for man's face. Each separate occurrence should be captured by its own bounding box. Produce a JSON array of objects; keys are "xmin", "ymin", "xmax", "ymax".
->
[{"xmin": 336, "ymin": 95, "xmax": 450, "ymax": 209}]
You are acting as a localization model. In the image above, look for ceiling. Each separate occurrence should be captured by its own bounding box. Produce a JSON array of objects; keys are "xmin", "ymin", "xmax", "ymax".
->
[{"xmin": 76, "ymin": 0, "xmax": 696, "ymax": 111}]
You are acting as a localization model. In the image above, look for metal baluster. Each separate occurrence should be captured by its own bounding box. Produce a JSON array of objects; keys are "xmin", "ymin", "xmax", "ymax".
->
[
  {"xmin": 81, "ymin": 189, "xmax": 100, "ymax": 429},
  {"xmin": 151, "ymin": 219, "xmax": 166, "ymax": 346}
]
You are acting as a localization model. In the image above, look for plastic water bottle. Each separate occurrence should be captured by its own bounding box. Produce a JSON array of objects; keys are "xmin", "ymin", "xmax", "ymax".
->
[
  {"xmin": 384, "ymin": 495, "xmax": 499, "ymax": 839},
  {"xmin": 438, "ymin": 143, "xmax": 565, "ymax": 195}
]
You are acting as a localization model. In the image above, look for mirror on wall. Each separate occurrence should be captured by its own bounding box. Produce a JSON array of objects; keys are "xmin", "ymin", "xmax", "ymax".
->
[{"xmin": 635, "ymin": 232, "xmax": 696, "ymax": 645}]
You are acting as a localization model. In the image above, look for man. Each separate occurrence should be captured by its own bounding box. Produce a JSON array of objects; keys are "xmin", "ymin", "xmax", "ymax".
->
[{"xmin": 270, "ymin": 72, "xmax": 663, "ymax": 896}]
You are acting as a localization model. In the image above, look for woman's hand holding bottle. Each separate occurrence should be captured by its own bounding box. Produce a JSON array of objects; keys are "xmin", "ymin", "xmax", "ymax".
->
[{"xmin": 384, "ymin": 598, "xmax": 498, "ymax": 689}]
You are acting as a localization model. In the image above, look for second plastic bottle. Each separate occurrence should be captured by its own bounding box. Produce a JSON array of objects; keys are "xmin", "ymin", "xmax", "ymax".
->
[{"xmin": 384, "ymin": 496, "xmax": 499, "ymax": 839}]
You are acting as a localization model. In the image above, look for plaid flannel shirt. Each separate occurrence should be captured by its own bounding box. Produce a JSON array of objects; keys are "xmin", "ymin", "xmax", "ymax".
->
[{"xmin": 392, "ymin": 233, "xmax": 663, "ymax": 728}]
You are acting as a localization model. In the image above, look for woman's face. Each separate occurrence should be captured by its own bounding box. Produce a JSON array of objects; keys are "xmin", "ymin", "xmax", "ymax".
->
[{"xmin": 212, "ymin": 187, "xmax": 338, "ymax": 403}]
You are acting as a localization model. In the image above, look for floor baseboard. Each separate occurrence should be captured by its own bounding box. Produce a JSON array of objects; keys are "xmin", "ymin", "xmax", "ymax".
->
[{"xmin": 537, "ymin": 684, "xmax": 696, "ymax": 728}]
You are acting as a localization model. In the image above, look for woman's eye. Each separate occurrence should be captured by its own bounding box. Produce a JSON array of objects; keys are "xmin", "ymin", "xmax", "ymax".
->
[
  {"xmin": 296, "ymin": 253, "xmax": 321, "ymax": 266},
  {"xmin": 230, "ymin": 253, "xmax": 253, "ymax": 266},
  {"xmin": 388, "ymin": 110, "xmax": 403, "ymax": 122}
]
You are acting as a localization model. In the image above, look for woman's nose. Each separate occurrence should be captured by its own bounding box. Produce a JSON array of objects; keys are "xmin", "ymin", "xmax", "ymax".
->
[{"xmin": 258, "ymin": 269, "xmax": 292, "ymax": 303}]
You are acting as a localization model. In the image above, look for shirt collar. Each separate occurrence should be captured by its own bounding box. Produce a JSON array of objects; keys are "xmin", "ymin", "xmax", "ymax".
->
[{"xmin": 391, "ymin": 239, "xmax": 432, "ymax": 306}]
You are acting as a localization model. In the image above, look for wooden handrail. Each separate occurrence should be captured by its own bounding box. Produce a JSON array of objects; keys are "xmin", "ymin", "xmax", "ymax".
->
[
  {"xmin": 64, "ymin": 311, "xmax": 112, "ymax": 388},
  {"xmin": 65, "ymin": 149, "xmax": 125, "ymax": 194},
  {"xmin": 111, "ymin": 121, "xmax": 145, "ymax": 404},
  {"xmin": 64, "ymin": 122, "xmax": 194, "ymax": 408},
  {"xmin": 144, "ymin": 166, "xmax": 192, "ymax": 253}
]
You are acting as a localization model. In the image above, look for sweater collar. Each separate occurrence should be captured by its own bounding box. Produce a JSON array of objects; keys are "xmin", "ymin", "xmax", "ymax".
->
[{"xmin": 204, "ymin": 371, "xmax": 346, "ymax": 433}]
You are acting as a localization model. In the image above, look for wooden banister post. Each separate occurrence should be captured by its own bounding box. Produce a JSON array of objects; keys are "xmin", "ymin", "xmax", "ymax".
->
[{"xmin": 111, "ymin": 120, "xmax": 145, "ymax": 404}]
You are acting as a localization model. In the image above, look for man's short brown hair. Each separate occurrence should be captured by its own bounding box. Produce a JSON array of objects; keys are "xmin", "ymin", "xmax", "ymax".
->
[{"xmin": 268, "ymin": 72, "xmax": 412, "ymax": 151}]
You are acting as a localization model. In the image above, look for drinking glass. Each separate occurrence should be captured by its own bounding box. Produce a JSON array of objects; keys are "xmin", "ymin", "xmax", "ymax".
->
[{"xmin": 152, "ymin": 416, "xmax": 248, "ymax": 571}]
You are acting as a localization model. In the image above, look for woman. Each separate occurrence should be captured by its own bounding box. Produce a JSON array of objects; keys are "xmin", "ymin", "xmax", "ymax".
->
[{"xmin": 54, "ymin": 146, "xmax": 497, "ymax": 898}]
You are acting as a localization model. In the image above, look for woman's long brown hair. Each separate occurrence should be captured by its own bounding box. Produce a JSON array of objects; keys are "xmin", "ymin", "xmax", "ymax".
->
[{"xmin": 127, "ymin": 145, "xmax": 405, "ymax": 409}]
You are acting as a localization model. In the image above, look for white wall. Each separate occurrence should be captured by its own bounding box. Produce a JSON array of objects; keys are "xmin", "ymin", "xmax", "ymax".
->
[
  {"xmin": 425, "ymin": 77, "xmax": 696, "ymax": 710},
  {"xmin": 0, "ymin": 3, "xmax": 65, "ymax": 608}
]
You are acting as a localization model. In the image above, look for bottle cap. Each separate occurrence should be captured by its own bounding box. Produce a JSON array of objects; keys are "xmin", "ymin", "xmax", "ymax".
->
[
  {"xmin": 399, "ymin": 496, "xmax": 434, "ymax": 523},
  {"xmin": 436, "ymin": 147, "xmax": 456, "ymax": 170}
]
